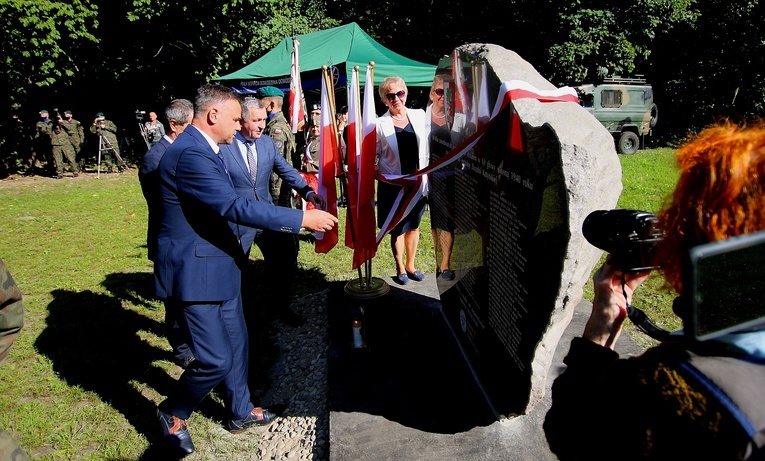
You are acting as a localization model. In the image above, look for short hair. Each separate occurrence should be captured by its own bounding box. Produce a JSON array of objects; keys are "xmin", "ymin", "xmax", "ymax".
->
[
  {"xmin": 657, "ymin": 120, "xmax": 765, "ymax": 293},
  {"xmin": 241, "ymin": 97, "xmax": 266, "ymax": 121},
  {"xmin": 263, "ymin": 95, "xmax": 284, "ymax": 110},
  {"xmin": 431, "ymin": 74, "xmax": 448, "ymax": 93},
  {"xmin": 165, "ymin": 99, "xmax": 193, "ymax": 125},
  {"xmin": 378, "ymin": 76, "xmax": 407, "ymax": 101},
  {"xmin": 194, "ymin": 84, "xmax": 241, "ymax": 115}
]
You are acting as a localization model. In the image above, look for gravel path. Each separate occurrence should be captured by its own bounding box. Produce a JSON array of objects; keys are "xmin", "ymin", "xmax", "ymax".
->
[{"xmin": 254, "ymin": 291, "xmax": 330, "ymax": 461}]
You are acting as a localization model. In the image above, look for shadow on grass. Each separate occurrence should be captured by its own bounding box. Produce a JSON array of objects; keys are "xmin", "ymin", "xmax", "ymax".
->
[
  {"xmin": 33, "ymin": 284, "xmax": 188, "ymax": 459},
  {"xmin": 34, "ymin": 264, "xmax": 331, "ymax": 459}
]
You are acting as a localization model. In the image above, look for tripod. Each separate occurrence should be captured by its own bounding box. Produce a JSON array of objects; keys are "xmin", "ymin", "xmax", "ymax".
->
[
  {"xmin": 97, "ymin": 130, "xmax": 127, "ymax": 178},
  {"xmin": 138, "ymin": 121, "xmax": 150, "ymax": 150}
]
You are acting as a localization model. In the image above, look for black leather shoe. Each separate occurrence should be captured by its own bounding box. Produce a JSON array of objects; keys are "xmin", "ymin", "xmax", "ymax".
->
[
  {"xmin": 157, "ymin": 409, "xmax": 195, "ymax": 456},
  {"xmin": 228, "ymin": 407, "xmax": 276, "ymax": 433}
]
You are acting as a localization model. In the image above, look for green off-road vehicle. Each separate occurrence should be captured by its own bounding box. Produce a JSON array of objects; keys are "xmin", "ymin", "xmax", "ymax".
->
[{"xmin": 576, "ymin": 76, "xmax": 658, "ymax": 155}]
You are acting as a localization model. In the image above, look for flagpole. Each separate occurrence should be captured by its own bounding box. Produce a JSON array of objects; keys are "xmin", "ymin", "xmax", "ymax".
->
[
  {"xmin": 344, "ymin": 61, "xmax": 389, "ymax": 299},
  {"xmin": 344, "ymin": 66, "xmax": 362, "ymax": 281}
]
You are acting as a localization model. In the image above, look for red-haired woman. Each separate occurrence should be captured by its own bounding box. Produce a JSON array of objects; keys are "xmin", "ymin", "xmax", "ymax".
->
[{"xmin": 545, "ymin": 121, "xmax": 765, "ymax": 460}]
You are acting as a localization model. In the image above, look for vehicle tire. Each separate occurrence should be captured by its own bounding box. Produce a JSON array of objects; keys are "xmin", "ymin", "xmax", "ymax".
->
[
  {"xmin": 618, "ymin": 131, "xmax": 640, "ymax": 155},
  {"xmin": 649, "ymin": 103, "xmax": 658, "ymax": 128}
]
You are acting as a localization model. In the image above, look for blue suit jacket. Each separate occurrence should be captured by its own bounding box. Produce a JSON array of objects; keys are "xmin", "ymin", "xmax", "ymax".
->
[
  {"xmin": 138, "ymin": 136, "xmax": 172, "ymax": 261},
  {"xmin": 154, "ymin": 125, "xmax": 303, "ymax": 302},
  {"xmin": 219, "ymin": 133, "xmax": 313, "ymax": 250}
]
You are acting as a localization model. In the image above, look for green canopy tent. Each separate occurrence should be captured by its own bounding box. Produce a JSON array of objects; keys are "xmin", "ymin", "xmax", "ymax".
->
[{"xmin": 213, "ymin": 22, "xmax": 437, "ymax": 95}]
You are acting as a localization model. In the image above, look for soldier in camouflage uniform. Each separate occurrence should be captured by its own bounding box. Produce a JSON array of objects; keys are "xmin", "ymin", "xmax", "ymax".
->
[
  {"xmin": 89, "ymin": 112, "xmax": 125, "ymax": 172},
  {"xmin": 0, "ymin": 257, "xmax": 30, "ymax": 460},
  {"xmin": 50, "ymin": 117, "xmax": 79, "ymax": 178},
  {"xmin": 256, "ymin": 86, "xmax": 297, "ymax": 208},
  {"xmin": 31, "ymin": 109, "xmax": 52, "ymax": 176},
  {"xmin": 61, "ymin": 110, "xmax": 84, "ymax": 159}
]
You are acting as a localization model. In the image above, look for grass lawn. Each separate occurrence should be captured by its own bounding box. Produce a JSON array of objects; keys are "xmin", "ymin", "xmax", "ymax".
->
[{"xmin": 0, "ymin": 146, "xmax": 677, "ymax": 458}]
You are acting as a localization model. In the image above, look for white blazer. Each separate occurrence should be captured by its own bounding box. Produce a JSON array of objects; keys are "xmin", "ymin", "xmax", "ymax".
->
[{"xmin": 376, "ymin": 108, "xmax": 430, "ymax": 195}]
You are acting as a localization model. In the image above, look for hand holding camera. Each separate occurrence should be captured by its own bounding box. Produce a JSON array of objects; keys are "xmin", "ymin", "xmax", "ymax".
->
[{"xmin": 582, "ymin": 209, "xmax": 664, "ymax": 347}]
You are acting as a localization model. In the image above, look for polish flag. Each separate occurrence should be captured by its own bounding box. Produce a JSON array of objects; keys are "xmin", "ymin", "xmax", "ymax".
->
[
  {"xmin": 315, "ymin": 71, "xmax": 339, "ymax": 253},
  {"xmin": 452, "ymin": 50, "xmax": 471, "ymax": 117},
  {"xmin": 352, "ymin": 64, "xmax": 379, "ymax": 268},
  {"xmin": 473, "ymin": 61, "xmax": 491, "ymax": 129},
  {"xmin": 289, "ymin": 39, "xmax": 306, "ymax": 134},
  {"xmin": 344, "ymin": 68, "xmax": 360, "ymax": 249}
]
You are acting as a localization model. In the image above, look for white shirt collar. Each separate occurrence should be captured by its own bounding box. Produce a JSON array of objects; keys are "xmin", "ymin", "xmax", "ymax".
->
[{"xmin": 189, "ymin": 125, "xmax": 220, "ymax": 154}]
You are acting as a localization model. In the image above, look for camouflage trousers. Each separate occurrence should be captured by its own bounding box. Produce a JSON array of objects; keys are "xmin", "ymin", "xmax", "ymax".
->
[
  {"xmin": 270, "ymin": 173, "xmax": 295, "ymax": 208},
  {"xmin": 52, "ymin": 145, "xmax": 78, "ymax": 176}
]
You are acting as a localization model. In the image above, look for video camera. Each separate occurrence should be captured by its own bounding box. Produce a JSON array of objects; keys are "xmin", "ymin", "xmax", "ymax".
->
[
  {"xmin": 582, "ymin": 209, "xmax": 664, "ymax": 273},
  {"xmin": 135, "ymin": 109, "xmax": 146, "ymax": 121}
]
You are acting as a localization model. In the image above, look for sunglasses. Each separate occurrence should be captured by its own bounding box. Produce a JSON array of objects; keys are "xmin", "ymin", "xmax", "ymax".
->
[
  {"xmin": 385, "ymin": 90, "xmax": 406, "ymax": 102},
  {"xmin": 433, "ymin": 88, "xmax": 444, "ymax": 96}
]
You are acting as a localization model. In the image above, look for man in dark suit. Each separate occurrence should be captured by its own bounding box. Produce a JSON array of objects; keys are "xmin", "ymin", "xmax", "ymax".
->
[
  {"xmin": 139, "ymin": 99, "xmax": 194, "ymax": 262},
  {"xmin": 138, "ymin": 98, "xmax": 194, "ymax": 368},
  {"xmin": 220, "ymin": 97, "xmax": 325, "ymax": 326},
  {"xmin": 154, "ymin": 84, "xmax": 336, "ymax": 456}
]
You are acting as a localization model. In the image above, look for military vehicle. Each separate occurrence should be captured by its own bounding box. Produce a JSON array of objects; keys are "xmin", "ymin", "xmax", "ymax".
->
[{"xmin": 576, "ymin": 76, "xmax": 658, "ymax": 155}]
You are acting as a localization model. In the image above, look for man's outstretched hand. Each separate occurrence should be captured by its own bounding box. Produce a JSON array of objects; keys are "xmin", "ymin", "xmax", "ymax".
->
[{"xmin": 301, "ymin": 209, "xmax": 338, "ymax": 232}]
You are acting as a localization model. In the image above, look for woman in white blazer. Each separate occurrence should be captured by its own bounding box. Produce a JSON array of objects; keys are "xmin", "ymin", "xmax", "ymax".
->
[{"xmin": 376, "ymin": 76, "xmax": 430, "ymax": 285}]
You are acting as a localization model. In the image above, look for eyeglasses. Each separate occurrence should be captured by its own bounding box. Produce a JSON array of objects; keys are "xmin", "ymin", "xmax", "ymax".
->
[
  {"xmin": 433, "ymin": 88, "xmax": 444, "ymax": 96},
  {"xmin": 385, "ymin": 90, "xmax": 406, "ymax": 102}
]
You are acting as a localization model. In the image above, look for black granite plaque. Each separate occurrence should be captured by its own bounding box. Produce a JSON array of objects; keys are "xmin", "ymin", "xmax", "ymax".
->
[{"xmin": 431, "ymin": 51, "xmax": 568, "ymax": 417}]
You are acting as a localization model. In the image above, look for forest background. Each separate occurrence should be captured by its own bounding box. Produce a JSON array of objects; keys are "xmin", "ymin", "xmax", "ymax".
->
[{"xmin": 1, "ymin": 0, "xmax": 764, "ymax": 157}]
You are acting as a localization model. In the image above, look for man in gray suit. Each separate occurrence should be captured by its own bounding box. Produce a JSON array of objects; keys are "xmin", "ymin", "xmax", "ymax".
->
[{"xmin": 220, "ymin": 97, "xmax": 324, "ymax": 326}]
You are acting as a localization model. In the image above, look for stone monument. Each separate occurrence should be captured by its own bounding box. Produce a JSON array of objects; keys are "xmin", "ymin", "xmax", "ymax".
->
[{"xmin": 430, "ymin": 43, "xmax": 622, "ymax": 417}]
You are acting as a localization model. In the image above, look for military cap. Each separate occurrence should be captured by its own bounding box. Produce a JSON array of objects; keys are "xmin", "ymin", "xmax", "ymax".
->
[
  {"xmin": 39, "ymin": 109, "xmax": 49, "ymax": 114},
  {"xmin": 256, "ymin": 86, "xmax": 284, "ymax": 98},
  {"xmin": 64, "ymin": 110, "xmax": 72, "ymax": 114}
]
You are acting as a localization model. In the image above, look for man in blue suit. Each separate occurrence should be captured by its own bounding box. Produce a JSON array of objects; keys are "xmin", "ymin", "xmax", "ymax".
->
[
  {"xmin": 154, "ymin": 84, "xmax": 337, "ymax": 456},
  {"xmin": 220, "ymin": 97, "xmax": 324, "ymax": 326},
  {"xmin": 139, "ymin": 98, "xmax": 194, "ymax": 263},
  {"xmin": 138, "ymin": 99, "xmax": 195, "ymax": 368}
]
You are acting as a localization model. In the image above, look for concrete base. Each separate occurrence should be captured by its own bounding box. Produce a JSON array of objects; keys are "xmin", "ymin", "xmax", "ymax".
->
[{"xmin": 328, "ymin": 273, "xmax": 644, "ymax": 460}]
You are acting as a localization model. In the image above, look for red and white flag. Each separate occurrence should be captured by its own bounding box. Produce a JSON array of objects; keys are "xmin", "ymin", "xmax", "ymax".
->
[
  {"xmin": 473, "ymin": 61, "xmax": 491, "ymax": 129},
  {"xmin": 315, "ymin": 70, "xmax": 339, "ymax": 253},
  {"xmin": 452, "ymin": 50, "xmax": 471, "ymax": 117},
  {"xmin": 344, "ymin": 68, "xmax": 361, "ymax": 249},
  {"xmin": 352, "ymin": 64, "xmax": 379, "ymax": 267},
  {"xmin": 499, "ymin": 80, "xmax": 578, "ymax": 107},
  {"xmin": 289, "ymin": 39, "xmax": 306, "ymax": 134}
]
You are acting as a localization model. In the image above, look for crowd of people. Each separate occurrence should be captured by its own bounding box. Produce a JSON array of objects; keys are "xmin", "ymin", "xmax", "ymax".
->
[{"xmin": 0, "ymin": 109, "xmax": 145, "ymax": 178}]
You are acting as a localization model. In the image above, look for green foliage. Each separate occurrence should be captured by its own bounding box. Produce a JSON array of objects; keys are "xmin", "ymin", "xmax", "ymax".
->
[
  {"xmin": 543, "ymin": 0, "xmax": 698, "ymax": 85},
  {"xmin": 0, "ymin": 0, "xmax": 98, "ymax": 105},
  {"xmin": 652, "ymin": 0, "xmax": 765, "ymax": 139}
]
